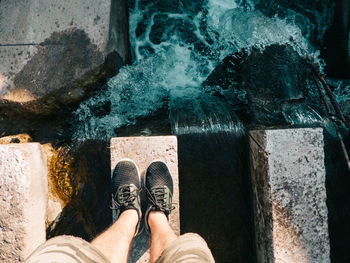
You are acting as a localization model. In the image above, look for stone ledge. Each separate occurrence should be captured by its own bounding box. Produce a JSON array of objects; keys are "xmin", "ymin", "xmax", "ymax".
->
[
  {"xmin": 0, "ymin": 0, "xmax": 130, "ymax": 115},
  {"xmin": 0, "ymin": 143, "xmax": 48, "ymax": 262},
  {"xmin": 249, "ymin": 128, "xmax": 330, "ymax": 263}
]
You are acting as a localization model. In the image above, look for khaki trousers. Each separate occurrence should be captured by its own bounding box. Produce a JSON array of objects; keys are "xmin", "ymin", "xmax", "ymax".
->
[{"xmin": 25, "ymin": 233, "xmax": 215, "ymax": 263}]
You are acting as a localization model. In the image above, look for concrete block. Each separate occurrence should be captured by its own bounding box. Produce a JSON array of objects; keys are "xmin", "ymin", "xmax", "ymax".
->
[
  {"xmin": 249, "ymin": 128, "xmax": 330, "ymax": 263},
  {"xmin": 0, "ymin": 0, "xmax": 130, "ymax": 114},
  {"xmin": 0, "ymin": 143, "xmax": 48, "ymax": 262},
  {"xmin": 110, "ymin": 136, "xmax": 179, "ymax": 263}
]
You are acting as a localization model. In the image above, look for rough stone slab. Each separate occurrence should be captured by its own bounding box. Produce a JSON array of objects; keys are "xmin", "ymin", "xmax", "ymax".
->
[
  {"xmin": 0, "ymin": 0, "xmax": 125, "ymax": 53},
  {"xmin": 0, "ymin": 143, "xmax": 48, "ymax": 262},
  {"xmin": 249, "ymin": 128, "xmax": 330, "ymax": 263},
  {"xmin": 0, "ymin": 0, "xmax": 130, "ymax": 112},
  {"xmin": 110, "ymin": 136, "xmax": 179, "ymax": 263}
]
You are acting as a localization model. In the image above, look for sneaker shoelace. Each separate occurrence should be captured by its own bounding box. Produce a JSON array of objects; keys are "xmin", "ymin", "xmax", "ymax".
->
[
  {"xmin": 111, "ymin": 185, "xmax": 139, "ymax": 210},
  {"xmin": 147, "ymin": 186, "xmax": 175, "ymax": 213}
]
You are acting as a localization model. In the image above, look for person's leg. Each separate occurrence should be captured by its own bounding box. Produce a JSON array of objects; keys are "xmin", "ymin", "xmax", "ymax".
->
[
  {"xmin": 152, "ymin": 232, "xmax": 216, "ymax": 263},
  {"xmin": 144, "ymin": 161, "xmax": 177, "ymax": 262},
  {"xmin": 144, "ymin": 161, "xmax": 215, "ymax": 263},
  {"xmin": 148, "ymin": 211, "xmax": 215, "ymax": 263},
  {"xmin": 91, "ymin": 209, "xmax": 138, "ymax": 263},
  {"xmin": 91, "ymin": 159, "xmax": 142, "ymax": 263},
  {"xmin": 148, "ymin": 211, "xmax": 177, "ymax": 263},
  {"xmin": 26, "ymin": 160, "xmax": 142, "ymax": 263}
]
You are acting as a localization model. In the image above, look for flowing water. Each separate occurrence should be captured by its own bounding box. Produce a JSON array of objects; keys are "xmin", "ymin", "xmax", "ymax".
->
[
  {"xmin": 69, "ymin": 0, "xmax": 350, "ymax": 262},
  {"xmin": 72, "ymin": 0, "xmax": 336, "ymax": 140}
]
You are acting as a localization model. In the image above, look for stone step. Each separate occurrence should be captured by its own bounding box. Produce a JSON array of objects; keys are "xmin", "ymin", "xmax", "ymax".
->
[
  {"xmin": 0, "ymin": 0, "xmax": 129, "ymax": 115},
  {"xmin": 249, "ymin": 128, "xmax": 330, "ymax": 263},
  {"xmin": 110, "ymin": 136, "xmax": 180, "ymax": 263},
  {"xmin": 0, "ymin": 143, "xmax": 48, "ymax": 262}
]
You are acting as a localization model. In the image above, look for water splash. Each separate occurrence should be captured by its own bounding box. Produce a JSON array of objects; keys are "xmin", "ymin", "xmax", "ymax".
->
[
  {"xmin": 214, "ymin": 9, "xmax": 311, "ymax": 57},
  {"xmin": 282, "ymin": 103, "xmax": 324, "ymax": 126},
  {"xmin": 235, "ymin": 0, "xmax": 334, "ymax": 47},
  {"xmin": 331, "ymin": 80, "xmax": 350, "ymax": 104},
  {"xmin": 169, "ymin": 88, "xmax": 244, "ymax": 135},
  {"xmin": 72, "ymin": 0, "xmax": 320, "ymax": 140}
]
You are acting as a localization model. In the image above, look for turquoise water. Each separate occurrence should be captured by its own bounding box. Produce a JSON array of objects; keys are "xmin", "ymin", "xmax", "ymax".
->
[{"xmin": 72, "ymin": 0, "xmax": 344, "ymax": 140}]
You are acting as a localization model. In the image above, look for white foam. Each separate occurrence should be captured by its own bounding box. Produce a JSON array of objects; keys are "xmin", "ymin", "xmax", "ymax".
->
[{"xmin": 72, "ymin": 1, "xmax": 321, "ymax": 140}]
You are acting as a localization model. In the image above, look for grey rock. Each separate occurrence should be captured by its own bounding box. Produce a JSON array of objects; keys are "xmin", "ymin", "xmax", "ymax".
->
[
  {"xmin": 0, "ymin": 0, "xmax": 130, "ymax": 116},
  {"xmin": 249, "ymin": 128, "xmax": 330, "ymax": 263},
  {"xmin": 0, "ymin": 143, "xmax": 48, "ymax": 262},
  {"xmin": 202, "ymin": 44, "xmax": 326, "ymax": 127}
]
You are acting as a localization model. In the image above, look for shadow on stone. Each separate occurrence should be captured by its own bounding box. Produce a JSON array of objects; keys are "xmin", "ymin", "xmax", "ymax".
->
[
  {"xmin": 0, "ymin": 28, "xmax": 124, "ymax": 117},
  {"xmin": 0, "ymin": 29, "xmax": 126, "ymax": 145}
]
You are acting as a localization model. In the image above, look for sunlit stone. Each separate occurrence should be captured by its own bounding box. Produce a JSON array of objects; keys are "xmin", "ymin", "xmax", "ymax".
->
[
  {"xmin": 249, "ymin": 128, "xmax": 330, "ymax": 263},
  {"xmin": 0, "ymin": 143, "xmax": 47, "ymax": 262}
]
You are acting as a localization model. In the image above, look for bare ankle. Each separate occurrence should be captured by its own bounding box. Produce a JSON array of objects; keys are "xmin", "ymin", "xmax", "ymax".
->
[
  {"xmin": 148, "ymin": 211, "xmax": 177, "ymax": 263},
  {"xmin": 117, "ymin": 209, "xmax": 139, "ymax": 229},
  {"xmin": 148, "ymin": 211, "xmax": 168, "ymax": 228}
]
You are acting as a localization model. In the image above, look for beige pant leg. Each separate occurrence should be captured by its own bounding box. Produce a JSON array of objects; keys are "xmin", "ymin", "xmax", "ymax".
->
[
  {"xmin": 25, "ymin": 235, "xmax": 110, "ymax": 263},
  {"xmin": 155, "ymin": 233, "xmax": 215, "ymax": 263}
]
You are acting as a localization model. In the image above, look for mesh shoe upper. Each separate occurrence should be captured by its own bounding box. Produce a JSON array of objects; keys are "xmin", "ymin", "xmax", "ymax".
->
[
  {"xmin": 112, "ymin": 160, "xmax": 140, "ymax": 193},
  {"xmin": 111, "ymin": 160, "xmax": 142, "ymax": 235},
  {"xmin": 145, "ymin": 161, "xmax": 173, "ymax": 193},
  {"xmin": 145, "ymin": 161, "xmax": 174, "ymax": 231}
]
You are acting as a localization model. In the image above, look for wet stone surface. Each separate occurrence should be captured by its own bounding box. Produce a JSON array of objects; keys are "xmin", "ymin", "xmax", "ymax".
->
[
  {"xmin": 14, "ymin": 29, "xmax": 104, "ymax": 99},
  {"xmin": 203, "ymin": 44, "xmax": 325, "ymax": 126},
  {"xmin": 0, "ymin": 0, "xmax": 129, "ymax": 117},
  {"xmin": 0, "ymin": 28, "xmax": 122, "ymax": 116}
]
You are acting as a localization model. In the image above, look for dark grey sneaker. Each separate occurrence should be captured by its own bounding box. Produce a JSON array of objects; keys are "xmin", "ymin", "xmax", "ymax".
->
[
  {"xmin": 145, "ymin": 161, "xmax": 174, "ymax": 232},
  {"xmin": 111, "ymin": 159, "xmax": 142, "ymax": 236}
]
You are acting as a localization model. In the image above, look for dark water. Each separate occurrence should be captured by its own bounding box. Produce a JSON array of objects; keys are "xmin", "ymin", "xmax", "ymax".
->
[{"xmin": 178, "ymin": 131, "xmax": 254, "ymax": 262}]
